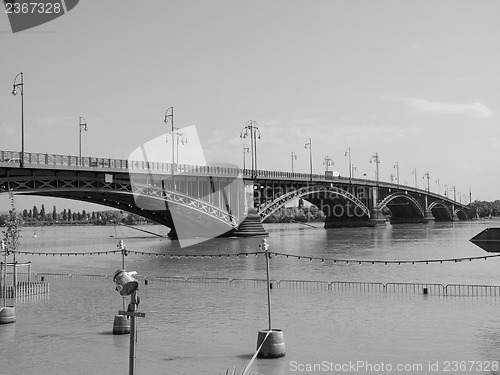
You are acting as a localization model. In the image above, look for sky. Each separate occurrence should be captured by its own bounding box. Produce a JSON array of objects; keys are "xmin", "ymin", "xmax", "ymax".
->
[{"xmin": 1, "ymin": 0, "xmax": 499, "ymax": 213}]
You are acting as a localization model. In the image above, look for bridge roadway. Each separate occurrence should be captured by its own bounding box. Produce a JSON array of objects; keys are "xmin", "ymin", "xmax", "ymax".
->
[{"xmin": 0, "ymin": 150, "xmax": 470, "ymax": 238}]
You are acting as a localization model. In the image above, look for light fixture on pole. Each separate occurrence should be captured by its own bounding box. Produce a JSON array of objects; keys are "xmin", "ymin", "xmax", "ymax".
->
[
  {"xmin": 435, "ymin": 179, "xmax": 440, "ymax": 195},
  {"xmin": 291, "ymin": 152, "xmax": 297, "ymax": 173},
  {"xmin": 369, "ymin": 153, "xmax": 380, "ymax": 185},
  {"xmin": 422, "ymin": 172, "xmax": 430, "ymax": 192},
  {"xmin": 243, "ymin": 145, "xmax": 250, "ymax": 170},
  {"xmin": 240, "ymin": 120, "xmax": 261, "ymax": 178},
  {"xmin": 393, "ymin": 162, "xmax": 400, "ymax": 184},
  {"xmin": 11, "ymin": 72, "xmax": 24, "ymax": 168},
  {"xmin": 304, "ymin": 138, "xmax": 312, "ymax": 181},
  {"xmin": 164, "ymin": 107, "xmax": 174, "ymax": 173},
  {"xmin": 351, "ymin": 164, "xmax": 356, "ymax": 178},
  {"xmin": 114, "ymin": 268, "xmax": 144, "ymax": 375},
  {"xmin": 79, "ymin": 117, "xmax": 87, "ymax": 166},
  {"xmin": 344, "ymin": 148, "xmax": 352, "ymax": 184},
  {"xmin": 323, "ymin": 155, "xmax": 333, "ymax": 172},
  {"xmin": 412, "ymin": 168, "xmax": 418, "ymax": 188},
  {"xmin": 170, "ymin": 127, "xmax": 187, "ymax": 165}
]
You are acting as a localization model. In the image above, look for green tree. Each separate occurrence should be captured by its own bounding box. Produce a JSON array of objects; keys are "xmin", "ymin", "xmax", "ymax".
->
[
  {"xmin": 2, "ymin": 192, "xmax": 22, "ymax": 254},
  {"xmin": 52, "ymin": 206, "xmax": 57, "ymax": 221},
  {"xmin": 40, "ymin": 204, "xmax": 46, "ymax": 220},
  {"xmin": 32, "ymin": 205, "xmax": 39, "ymax": 220}
]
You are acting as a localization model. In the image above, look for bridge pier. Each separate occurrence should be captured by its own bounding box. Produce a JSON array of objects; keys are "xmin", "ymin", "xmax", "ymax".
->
[
  {"xmin": 423, "ymin": 209, "xmax": 435, "ymax": 223},
  {"xmin": 368, "ymin": 208, "xmax": 387, "ymax": 226}
]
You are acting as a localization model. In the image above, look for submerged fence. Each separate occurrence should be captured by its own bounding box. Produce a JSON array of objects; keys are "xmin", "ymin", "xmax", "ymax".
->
[{"xmin": 10, "ymin": 272, "xmax": 500, "ymax": 297}]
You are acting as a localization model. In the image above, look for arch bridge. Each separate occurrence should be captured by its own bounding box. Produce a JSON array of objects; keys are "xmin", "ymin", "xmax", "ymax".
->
[{"xmin": 0, "ymin": 150, "xmax": 470, "ymax": 237}]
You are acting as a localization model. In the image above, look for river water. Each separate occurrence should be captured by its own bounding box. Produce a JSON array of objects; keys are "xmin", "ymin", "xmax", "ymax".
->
[{"xmin": 1, "ymin": 220, "xmax": 500, "ymax": 375}]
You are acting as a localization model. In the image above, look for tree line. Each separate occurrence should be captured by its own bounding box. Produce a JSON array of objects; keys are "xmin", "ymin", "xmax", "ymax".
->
[
  {"xmin": 0, "ymin": 204, "xmax": 153, "ymax": 227},
  {"xmin": 469, "ymin": 200, "xmax": 500, "ymax": 218}
]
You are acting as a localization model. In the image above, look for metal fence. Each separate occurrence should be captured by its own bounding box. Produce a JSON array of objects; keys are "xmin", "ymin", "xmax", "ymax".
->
[{"xmin": 16, "ymin": 272, "xmax": 500, "ymax": 297}]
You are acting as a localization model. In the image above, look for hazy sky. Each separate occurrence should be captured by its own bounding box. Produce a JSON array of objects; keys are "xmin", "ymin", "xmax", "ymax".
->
[{"xmin": 1, "ymin": 0, "xmax": 499, "ymax": 212}]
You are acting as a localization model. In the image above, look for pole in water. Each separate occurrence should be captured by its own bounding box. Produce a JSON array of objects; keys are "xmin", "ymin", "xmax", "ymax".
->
[{"xmin": 256, "ymin": 238, "xmax": 285, "ymax": 358}]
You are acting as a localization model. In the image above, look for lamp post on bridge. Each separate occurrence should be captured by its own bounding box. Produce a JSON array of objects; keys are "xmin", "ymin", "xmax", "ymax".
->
[
  {"xmin": 304, "ymin": 138, "xmax": 312, "ymax": 182},
  {"xmin": 240, "ymin": 120, "xmax": 260, "ymax": 179},
  {"xmin": 345, "ymin": 148, "xmax": 352, "ymax": 184},
  {"xmin": 164, "ymin": 106, "xmax": 175, "ymax": 174},
  {"xmin": 11, "ymin": 72, "xmax": 24, "ymax": 168},
  {"xmin": 323, "ymin": 155, "xmax": 333, "ymax": 172},
  {"xmin": 369, "ymin": 152, "xmax": 380, "ymax": 186},
  {"xmin": 170, "ymin": 127, "xmax": 187, "ymax": 165},
  {"xmin": 435, "ymin": 179, "xmax": 440, "ymax": 195},
  {"xmin": 444, "ymin": 184, "xmax": 448, "ymax": 198},
  {"xmin": 423, "ymin": 172, "xmax": 430, "ymax": 192},
  {"xmin": 243, "ymin": 145, "xmax": 250, "ymax": 170},
  {"xmin": 291, "ymin": 152, "xmax": 297, "ymax": 173},
  {"xmin": 79, "ymin": 117, "xmax": 87, "ymax": 166},
  {"xmin": 412, "ymin": 168, "xmax": 418, "ymax": 188},
  {"xmin": 368, "ymin": 152, "xmax": 384, "ymax": 225},
  {"xmin": 393, "ymin": 162, "xmax": 400, "ymax": 184}
]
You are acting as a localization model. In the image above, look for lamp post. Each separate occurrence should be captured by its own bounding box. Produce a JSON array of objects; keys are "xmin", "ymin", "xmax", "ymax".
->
[
  {"xmin": 393, "ymin": 162, "xmax": 400, "ymax": 184},
  {"xmin": 304, "ymin": 138, "xmax": 312, "ymax": 181},
  {"xmin": 435, "ymin": 179, "xmax": 440, "ymax": 195},
  {"xmin": 243, "ymin": 145, "xmax": 250, "ymax": 170},
  {"xmin": 78, "ymin": 117, "xmax": 87, "ymax": 166},
  {"xmin": 171, "ymin": 127, "xmax": 187, "ymax": 165},
  {"xmin": 412, "ymin": 168, "xmax": 418, "ymax": 188},
  {"xmin": 423, "ymin": 172, "xmax": 430, "ymax": 192},
  {"xmin": 323, "ymin": 155, "xmax": 333, "ymax": 172},
  {"xmin": 12, "ymin": 72, "xmax": 24, "ymax": 168},
  {"xmin": 240, "ymin": 120, "xmax": 260, "ymax": 178},
  {"xmin": 351, "ymin": 164, "xmax": 356, "ymax": 178},
  {"xmin": 369, "ymin": 153, "xmax": 380, "ymax": 185},
  {"xmin": 114, "ymin": 268, "xmax": 144, "ymax": 375},
  {"xmin": 444, "ymin": 184, "xmax": 448, "ymax": 198},
  {"xmin": 345, "ymin": 148, "xmax": 352, "ymax": 184},
  {"xmin": 291, "ymin": 152, "xmax": 297, "ymax": 173},
  {"xmin": 164, "ymin": 107, "xmax": 174, "ymax": 173}
]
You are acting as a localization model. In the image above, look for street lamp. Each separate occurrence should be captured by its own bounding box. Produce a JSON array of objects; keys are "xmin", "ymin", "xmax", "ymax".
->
[
  {"xmin": 170, "ymin": 127, "xmax": 187, "ymax": 165},
  {"xmin": 412, "ymin": 168, "xmax": 418, "ymax": 188},
  {"xmin": 393, "ymin": 162, "xmax": 400, "ymax": 184},
  {"xmin": 444, "ymin": 184, "xmax": 448, "ymax": 197},
  {"xmin": 304, "ymin": 138, "xmax": 312, "ymax": 181},
  {"xmin": 240, "ymin": 120, "xmax": 261, "ymax": 178},
  {"xmin": 79, "ymin": 117, "xmax": 87, "ymax": 166},
  {"xmin": 323, "ymin": 155, "xmax": 333, "ymax": 172},
  {"xmin": 11, "ymin": 72, "xmax": 24, "ymax": 168},
  {"xmin": 291, "ymin": 152, "xmax": 297, "ymax": 173},
  {"xmin": 351, "ymin": 164, "xmax": 356, "ymax": 178},
  {"xmin": 243, "ymin": 145, "xmax": 250, "ymax": 170},
  {"xmin": 369, "ymin": 152, "xmax": 380, "ymax": 184},
  {"xmin": 164, "ymin": 106, "xmax": 174, "ymax": 173},
  {"xmin": 435, "ymin": 179, "xmax": 440, "ymax": 195},
  {"xmin": 422, "ymin": 172, "xmax": 430, "ymax": 192},
  {"xmin": 345, "ymin": 148, "xmax": 352, "ymax": 183}
]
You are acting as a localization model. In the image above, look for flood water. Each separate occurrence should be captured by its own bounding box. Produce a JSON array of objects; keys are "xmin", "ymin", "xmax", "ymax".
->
[{"xmin": 1, "ymin": 220, "xmax": 500, "ymax": 374}]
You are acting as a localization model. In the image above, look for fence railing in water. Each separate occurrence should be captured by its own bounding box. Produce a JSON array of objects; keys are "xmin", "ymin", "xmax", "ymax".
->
[{"xmin": 20, "ymin": 272, "xmax": 500, "ymax": 297}]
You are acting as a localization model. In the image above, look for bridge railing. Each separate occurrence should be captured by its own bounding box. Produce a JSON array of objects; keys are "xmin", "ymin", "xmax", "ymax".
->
[{"xmin": 0, "ymin": 150, "xmax": 464, "ymax": 206}]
